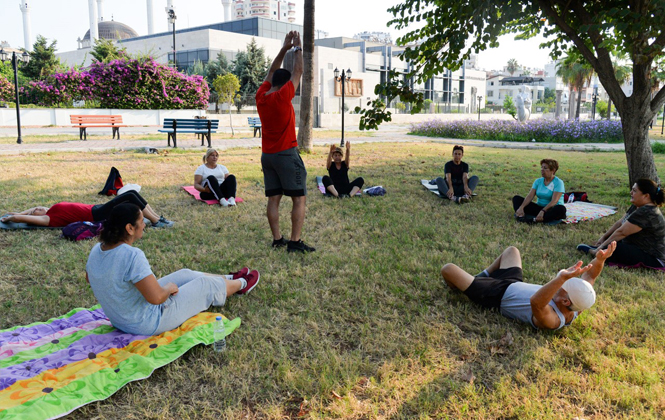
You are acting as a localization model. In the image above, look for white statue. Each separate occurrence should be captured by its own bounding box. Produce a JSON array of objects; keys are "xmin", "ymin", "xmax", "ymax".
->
[{"xmin": 515, "ymin": 85, "xmax": 532, "ymax": 122}]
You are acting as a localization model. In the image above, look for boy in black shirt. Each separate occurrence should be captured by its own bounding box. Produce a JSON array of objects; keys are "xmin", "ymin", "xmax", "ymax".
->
[{"xmin": 435, "ymin": 145, "xmax": 479, "ymax": 203}]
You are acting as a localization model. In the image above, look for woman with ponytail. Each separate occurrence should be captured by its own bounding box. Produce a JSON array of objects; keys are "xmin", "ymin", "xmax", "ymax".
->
[
  {"xmin": 85, "ymin": 203, "xmax": 259, "ymax": 335},
  {"xmin": 577, "ymin": 179, "xmax": 665, "ymax": 268}
]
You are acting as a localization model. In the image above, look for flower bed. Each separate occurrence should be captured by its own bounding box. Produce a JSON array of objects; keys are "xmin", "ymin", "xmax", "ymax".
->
[
  {"xmin": 0, "ymin": 76, "xmax": 13, "ymax": 102},
  {"xmin": 410, "ymin": 119, "xmax": 624, "ymax": 143}
]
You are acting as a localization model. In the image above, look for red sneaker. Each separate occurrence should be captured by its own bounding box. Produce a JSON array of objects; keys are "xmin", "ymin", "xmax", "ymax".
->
[
  {"xmin": 229, "ymin": 267, "xmax": 250, "ymax": 280},
  {"xmin": 237, "ymin": 270, "xmax": 260, "ymax": 295}
]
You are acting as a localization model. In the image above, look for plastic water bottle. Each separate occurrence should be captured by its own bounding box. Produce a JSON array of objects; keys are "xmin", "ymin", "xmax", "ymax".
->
[{"xmin": 213, "ymin": 316, "xmax": 227, "ymax": 352}]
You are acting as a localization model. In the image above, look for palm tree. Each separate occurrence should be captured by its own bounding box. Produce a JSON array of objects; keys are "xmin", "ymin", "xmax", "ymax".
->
[
  {"xmin": 297, "ymin": 0, "xmax": 314, "ymax": 152},
  {"xmin": 506, "ymin": 58, "xmax": 519, "ymax": 76},
  {"xmin": 556, "ymin": 52, "xmax": 594, "ymax": 119}
]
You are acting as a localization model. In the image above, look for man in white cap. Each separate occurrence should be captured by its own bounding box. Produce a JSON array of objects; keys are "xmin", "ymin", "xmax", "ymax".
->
[{"xmin": 440, "ymin": 242, "xmax": 616, "ymax": 330}]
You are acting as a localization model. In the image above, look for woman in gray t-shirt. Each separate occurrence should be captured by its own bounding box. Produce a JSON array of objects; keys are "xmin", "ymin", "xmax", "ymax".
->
[{"xmin": 577, "ymin": 179, "xmax": 665, "ymax": 268}]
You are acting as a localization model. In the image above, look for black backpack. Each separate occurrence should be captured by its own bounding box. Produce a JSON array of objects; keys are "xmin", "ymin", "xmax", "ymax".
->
[{"xmin": 98, "ymin": 167, "xmax": 123, "ymax": 196}]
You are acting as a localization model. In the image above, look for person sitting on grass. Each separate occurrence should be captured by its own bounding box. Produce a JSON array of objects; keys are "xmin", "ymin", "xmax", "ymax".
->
[
  {"xmin": 513, "ymin": 158, "xmax": 567, "ymax": 223},
  {"xmin": 577, "ymin": 178, "xmax": 665, "ymax": 268},
  {"xmin": 1, "ymin": 190, "xmax": 173, "ymax": 228},
  {"xmin": 440, "ymin": 241, "xmax": 616, "ymax": 330},
  {"xmin": 194, "ymin": 148, "xmax": 237, "ymax": 207},
  {"xmin": 322, "ymin": 142, "xmax": 364, "ymax": 198},
  {"xmin": 434, "ymin": 145, "xmax": 479, "ymax": 204},
  {"xmin": 85, "ymin": 203, "xmax": 260, "ymax": 336}
]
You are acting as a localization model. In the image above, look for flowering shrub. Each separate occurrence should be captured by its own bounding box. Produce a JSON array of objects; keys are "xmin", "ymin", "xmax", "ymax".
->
[
  {"xmin": 24, "ymin": 56, "xmax": 209, "ymax": 109},
  {"xmin": 410, "ymin": 119, "xmax": 624, "ymax": 143},
  {"xmin": 0, "ymin": 75, "xmax": 13, "ymax": 102}
]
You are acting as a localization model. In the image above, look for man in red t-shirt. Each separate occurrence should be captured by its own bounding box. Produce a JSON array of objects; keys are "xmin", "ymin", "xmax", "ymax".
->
[{"xmin": 256, "ymin": 31, "xmax": 314, "ymax": 253}]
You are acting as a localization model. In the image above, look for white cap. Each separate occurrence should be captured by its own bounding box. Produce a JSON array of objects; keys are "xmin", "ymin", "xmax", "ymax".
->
[{"xmin": 561, "ymin": 277, "xmax": 596, "ymax": 311}]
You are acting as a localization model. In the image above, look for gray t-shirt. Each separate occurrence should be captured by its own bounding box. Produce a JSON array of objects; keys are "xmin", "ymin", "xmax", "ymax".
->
[
  {"xmin": 500, "ymin": 282, "xmax": 577, "ymax": 330},
  {"xmin": 86, "ymin": 243, "xmax": 160, "ymax": 335},
  {"xmin": 624, "ymin": 205, "xmax": 665, "ymax": 259}
]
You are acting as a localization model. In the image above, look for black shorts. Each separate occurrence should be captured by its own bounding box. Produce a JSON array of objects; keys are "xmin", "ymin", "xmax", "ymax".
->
[{"xmin": 463, "ymin": 267, "xmax": 523, "ymax": 309}]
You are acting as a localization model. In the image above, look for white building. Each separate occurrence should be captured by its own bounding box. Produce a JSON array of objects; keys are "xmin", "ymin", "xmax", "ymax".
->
[{"xmin": 234, "ymin": 0, "xmax": 296, "ymax": 23}]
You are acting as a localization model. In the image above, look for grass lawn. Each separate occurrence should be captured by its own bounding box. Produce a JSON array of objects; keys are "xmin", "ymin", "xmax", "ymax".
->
[
  {"xmin": 1, "ymin": 144, "xmax": 664, "ymax": 419},
  {"xmin": 0, "ymin": 129, "xmax": 375, "ymax": 145}
]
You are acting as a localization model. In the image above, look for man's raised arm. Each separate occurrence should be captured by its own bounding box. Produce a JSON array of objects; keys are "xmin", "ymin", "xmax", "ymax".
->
[{"xmin": 264, "ymin": 31, "xmax": 295, "ymax": 84}]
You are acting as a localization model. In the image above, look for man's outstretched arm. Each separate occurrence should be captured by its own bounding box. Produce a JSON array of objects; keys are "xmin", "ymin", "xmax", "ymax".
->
[
  {"xmin": 264, "ymin": 31, "xmax": 295, "ymax": 84},
  {"xmin": 582, "ymin": 241, "xmax": 616, "ymax": 286}
]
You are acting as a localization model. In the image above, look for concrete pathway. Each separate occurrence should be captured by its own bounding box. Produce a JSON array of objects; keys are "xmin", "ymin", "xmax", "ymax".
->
[{"xmin": 0, "ymin": 124, "xmax": 628, "ymax": 155}]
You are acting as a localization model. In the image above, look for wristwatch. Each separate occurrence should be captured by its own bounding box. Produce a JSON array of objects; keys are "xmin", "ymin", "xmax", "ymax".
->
[{"xmin": 293, "ymin": 46, "xmax": 302, "ymax": 52}]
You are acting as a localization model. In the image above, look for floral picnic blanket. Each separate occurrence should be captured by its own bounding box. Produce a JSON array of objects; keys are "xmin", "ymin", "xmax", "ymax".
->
[
  {"xmin": 563, "ymin": 201, "xmax": 617, "ymax": 224},
  {"xmin": 0, "ymin": 306, "xmax": 240, "ymax": 420}
]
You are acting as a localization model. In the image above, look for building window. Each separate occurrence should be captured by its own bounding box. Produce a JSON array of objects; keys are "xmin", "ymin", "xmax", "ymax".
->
[
  {"xmin": 487, "ymin": 91, "xmax": 493, "ymax": 97},
  {"xmin": 490, "ymin": 81, "xmax": 494, "ymax": 86}
]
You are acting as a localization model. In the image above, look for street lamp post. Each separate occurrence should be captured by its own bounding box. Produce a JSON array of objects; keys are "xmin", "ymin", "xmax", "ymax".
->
[
  {"xmin": 591, "ymin": 84, "xmax": 598, "ymax": 120},
  {"xmin": 167, "ymin": 8, "xmax": 177, "ymax": 69},
  {"xmin": 477, "ymin": 95, "xmax": 482, "ymax": 121},
  {"xmin": 334, "ymin": 67, "xmax": 352, "ymax": 147},
  {"xmin": 0, "ymin": 48, "xmax": 30, "ymax": 144}
]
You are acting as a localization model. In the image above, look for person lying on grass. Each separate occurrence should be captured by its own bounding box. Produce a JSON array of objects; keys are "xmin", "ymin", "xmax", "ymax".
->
[
  {"xmin": 577, "ymin": 178, "xmax": 665, "ymax": 268},
  {"xmin": 440, "ymin": 241, "xmax": 616, "ymax": 330},
  {"xmin": 513, "ymin": 158, "xmax": 567, "ymax": 223},
  {"xmin": 434, "ymin": 144, "xmax": 479, "ymax": 204},
  {"xmin": 322, "ymin": 142, "xmax": 364, "ymax": 198},
  {"xmin": 85, "ymin": 203, "xmax": 260, "ymax": 335},
  {"xmin": 1, "ymin": 190, "xmax": 173, "ymax": 228},
  {"xmin": 194, "ymin": 148, "xmax": 238, "ymax": 207}
]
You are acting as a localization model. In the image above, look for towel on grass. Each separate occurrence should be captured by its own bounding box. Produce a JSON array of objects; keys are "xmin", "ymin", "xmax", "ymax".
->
[
  {"xmin": 181, "ymin": 186, "xmax": 244, "ymax": 205},
  {"xmin": 0, "ymin": 306, "xmax": 240, "ymax": 420},
  {"xmin": 0, "ymin": 215, "xmax": 58, "ymax": 230},
  {"xmin": 316, "ymin": 176, "xmax": 362, "ymax": 196}
]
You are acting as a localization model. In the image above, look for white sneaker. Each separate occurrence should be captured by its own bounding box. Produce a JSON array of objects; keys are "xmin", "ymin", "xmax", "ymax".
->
[
  {"xmin": 228, "ymin": 197, "xmax": 236, "ymax": 206},
  {"xmin": 219, "ymin": 198, "xmax": 229, "ymax": 207}
]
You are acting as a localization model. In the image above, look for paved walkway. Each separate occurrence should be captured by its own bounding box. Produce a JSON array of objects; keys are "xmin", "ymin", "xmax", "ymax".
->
[{"xmin": 0, "ymin": 125, "xmax": 628, "ymax": 155}]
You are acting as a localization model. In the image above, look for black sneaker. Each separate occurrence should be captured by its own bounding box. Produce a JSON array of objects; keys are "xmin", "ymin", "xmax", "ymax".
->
[
  {"xmin": 272, "ymin": 237, "xmax": 289, "ymax": 248},
  {"xmin": 287, "ymin": 240, "xmax": 316, "ymax": 253},
  {"xmin": 576, "ymin": 244, "xmax": 597, "ymax": 254}
]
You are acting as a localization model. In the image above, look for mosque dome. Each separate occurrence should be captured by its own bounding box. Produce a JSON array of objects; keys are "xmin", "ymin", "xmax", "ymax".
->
[{"xmin": 82, "ymin": 21, "xmax": 139, "ymax": 42}]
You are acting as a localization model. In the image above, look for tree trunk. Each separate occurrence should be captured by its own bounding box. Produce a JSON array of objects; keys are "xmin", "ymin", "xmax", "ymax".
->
[
  {"xmin": 621, "ymin": 100, "xmax": 659, "ymax": 186},
  {"xmin": 228, "ymin": 104, "xmax": 234, "ymax": 136},
  {"xmin": 606, "ymin": 99, "xmax": 611, "ymax": 120},
  {"xmin": 297, "ymin": 0, "xmax": 315, "ymax": 153},
  {"xmin": 575, "ymin": 88, "xmax": 582, "ymax": 120}
]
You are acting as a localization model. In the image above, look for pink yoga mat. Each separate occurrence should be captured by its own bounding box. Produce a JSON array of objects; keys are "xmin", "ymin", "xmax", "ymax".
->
[{"xmin": 181, "ymin": 186, "xmax": 244, "ymax": 205}]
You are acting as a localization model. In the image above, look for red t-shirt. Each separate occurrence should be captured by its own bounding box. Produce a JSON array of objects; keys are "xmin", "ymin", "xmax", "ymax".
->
[
  {"xmin": 46, "ymin": 202, "xmax": 95, "ymax": 227},
  {"xmin": 255, "ymin": 80, "xmax": 298, "ymax": 154}
]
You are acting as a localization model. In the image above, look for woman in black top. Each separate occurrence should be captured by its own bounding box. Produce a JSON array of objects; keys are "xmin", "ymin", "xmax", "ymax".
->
[
  {"xmin": 323, "ymin": 141, "xmax": 365, "ymax": 198},
  {"xmin": 322, "ymin": 142, "xmax": 364, "ymax": 198},
  {"xmin": 434, "ymin": 145, "xmax": 479, "ymax": 204},
  {"xmin": 577, "ymin": 178, "xmax": 665, "ymax": 268}
]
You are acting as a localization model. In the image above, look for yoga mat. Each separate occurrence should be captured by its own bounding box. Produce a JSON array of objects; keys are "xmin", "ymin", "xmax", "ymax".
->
[
  {"xmin": 421, "ymin": 179, "xmax": 443, "ymax": 198},
  {"xmin": 181, "ymin": 186, "xmax": 243, "ymax": 205},
  {"xmin": 0, "ymin": 306, "xmax": 240, "ymax": 420},
  {"xmin": 0, "ymin": 215, "xmax": 58, "ymax": 230}
]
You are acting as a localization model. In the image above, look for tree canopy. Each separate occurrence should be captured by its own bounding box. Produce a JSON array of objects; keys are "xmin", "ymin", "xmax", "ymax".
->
[
  {"xmin": 358, "ymin": 0, "xmax": 665, "ymax": 183},
  {"xmin": 90, "ymin": 39, "xmax": 126, "ymax": 63},
  {"xmin": 22, "ymin": 35, "xmax": 62, "ymax": 80},
  {"xmin": 232, "ymin": 38, "xmax": 269, "ymax": 109}
]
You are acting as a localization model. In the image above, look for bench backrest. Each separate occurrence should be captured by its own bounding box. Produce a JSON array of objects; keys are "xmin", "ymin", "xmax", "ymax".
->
[
  {"xmin": 247, "ymin": 117, "xmax": 262, "ymax": 126},
  {"xmin": 162, "ymin": 118, "xmax": 220, "ymax": 129},
  {"xmin": 70, "ymin": 115, "xmax": 123, "ymax": 124}
]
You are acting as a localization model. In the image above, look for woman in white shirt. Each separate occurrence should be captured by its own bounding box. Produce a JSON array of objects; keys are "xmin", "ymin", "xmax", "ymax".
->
[{"xmin": 194, "ymin": 149, "xmax": 237, "ymax": 207}]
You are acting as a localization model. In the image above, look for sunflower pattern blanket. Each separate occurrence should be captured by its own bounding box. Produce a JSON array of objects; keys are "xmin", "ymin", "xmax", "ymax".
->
[{"xmin": 0, "ymin": 306, "xmax": 240, "ymax": 420}]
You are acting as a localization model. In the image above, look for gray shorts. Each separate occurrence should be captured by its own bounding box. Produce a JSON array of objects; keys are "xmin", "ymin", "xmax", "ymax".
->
[{"xmin": 261, "ymin": 146, "xmax": 307, "ymax": 197}]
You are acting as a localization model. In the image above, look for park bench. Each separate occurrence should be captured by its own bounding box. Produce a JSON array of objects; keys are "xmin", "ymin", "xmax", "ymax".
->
[
  {"xmin": 70, "ymin": 115, "xmax": 127, "ymax": 140},
  {"xmin": 248, "ymin": 117, "xmax": 262, "ymax": 137},
  {"xmin": 158, "ymin": 118, "xmax": 219, "ymax": 148}
]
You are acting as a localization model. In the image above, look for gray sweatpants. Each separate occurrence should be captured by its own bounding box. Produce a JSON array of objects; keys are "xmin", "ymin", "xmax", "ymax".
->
[{"xmin": 154, "ymin": 269, "xmax": 228, "ymax": 334}]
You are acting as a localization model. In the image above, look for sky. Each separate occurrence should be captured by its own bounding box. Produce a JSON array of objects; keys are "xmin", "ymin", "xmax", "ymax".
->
[{"xmin": 0, "ymin": 0, "xmax": 554, "ymax": 70}]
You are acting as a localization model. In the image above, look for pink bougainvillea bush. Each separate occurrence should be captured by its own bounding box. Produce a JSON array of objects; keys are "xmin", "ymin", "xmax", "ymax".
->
[
  {"xmin": 25, "ymin": 56, "xmax": 209, "ymax": 109},
  {"xmin": 0, "ymin": 75, "xmax": 14, "ymax": 102}
]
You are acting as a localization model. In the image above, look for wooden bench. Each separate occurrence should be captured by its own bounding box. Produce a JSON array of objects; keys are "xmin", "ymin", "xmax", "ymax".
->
[
  {"xmin": 70, "ymin": 115, "xmax": 127, "ymax": 140},
  {"xmin": 248, "ymin": 117, "xmax": 262, "ymax": 137},
  {"xmin": 158, "ymin": 118, "xmax": 219, "ymax": 148}
]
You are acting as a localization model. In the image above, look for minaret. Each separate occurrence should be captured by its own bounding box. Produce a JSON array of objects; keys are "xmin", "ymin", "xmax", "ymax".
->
[
  {"xmin": 166, "ymin": 0, "xmax": 175, "ymax": 32},
  {"xmin": 97, "ymin": 0, "xmax": 104, "ymax": 21},
  {"xmin": 221, "ymin": 0, "xmax": 232, "ymax": 22},
  {"xmin": 19, "ymin": 0, "xmax": 32, "ymax": 51},
  {"xmin": 147, "ymin": 0, "xmax": 155, "ymax": 34},
  {"xmin": 88, "ymin": 0, "xmax": 99, "ymax": 44}
]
